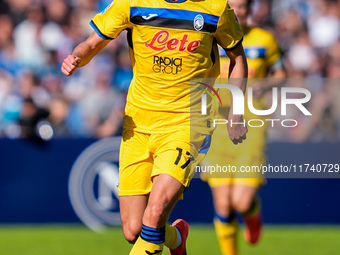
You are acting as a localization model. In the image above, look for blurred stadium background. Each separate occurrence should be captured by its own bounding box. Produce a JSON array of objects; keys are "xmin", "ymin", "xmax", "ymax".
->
[{"xmin": 0, "ymin": 0, "xmax": 340, "ymax": 254}]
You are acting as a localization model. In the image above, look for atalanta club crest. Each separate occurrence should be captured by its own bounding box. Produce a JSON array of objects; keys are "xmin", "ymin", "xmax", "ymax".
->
[{"xmin": 194, "ymin": 14, "xmax": 204, "ymax": 31}]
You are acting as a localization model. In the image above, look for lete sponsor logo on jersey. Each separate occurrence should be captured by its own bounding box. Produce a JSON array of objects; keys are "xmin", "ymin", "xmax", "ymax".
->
[{"xmin": 145, "ymin": 30, "xmax": 200, "ymax": 53}]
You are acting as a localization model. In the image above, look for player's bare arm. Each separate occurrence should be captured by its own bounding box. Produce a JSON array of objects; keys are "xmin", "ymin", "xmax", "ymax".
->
[
  {"xmin": 226, "ymin": 44, "xmax": 248, "ymax": 145},
  {"xmin": 61, "ymin": 32, "xmax": 110, "ymax": 76}
]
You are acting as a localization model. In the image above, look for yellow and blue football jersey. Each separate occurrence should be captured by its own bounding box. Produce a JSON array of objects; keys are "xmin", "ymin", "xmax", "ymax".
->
[
  {"xmin": 217, "ymin": 27, "xmax": 282, "ymax": 118},
  {"xmin": 219, "ymin": 27, "xmax": 281, "ymax": 78},
  {"xmin": 202, "ymin": 27, "xmax": 282, "ymax": 186},
  {"xmin": 91, "ymin": 0, "xmax": 243, "ymax": 133}
]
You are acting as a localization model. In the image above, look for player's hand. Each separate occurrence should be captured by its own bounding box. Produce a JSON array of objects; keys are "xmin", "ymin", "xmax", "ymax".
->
[
  {"xmin": 61, "ymin": 55, "xmax": 81, "ymax": 76},
  {"xmin": 227, "ymin": 114, "xmax": 248, "ymax": 145}
]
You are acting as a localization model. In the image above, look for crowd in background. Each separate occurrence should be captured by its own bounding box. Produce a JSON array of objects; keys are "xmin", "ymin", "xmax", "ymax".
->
[
  {"xmin": 0, "ymin": 0, "xmax": 339, "ymax": 142},
  {"xmin": 253, "ymin": 0, "xmax": 340, "ymax": 142}
]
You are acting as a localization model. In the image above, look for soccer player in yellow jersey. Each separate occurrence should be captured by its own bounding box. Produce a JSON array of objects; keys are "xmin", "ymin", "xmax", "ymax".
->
[
  {"xmin": 203, "ymin": 0, "xmax": 287, "ymax": 254},
  {"xmin": 61, "ymin": 0, "xmax": 248, "ymax": 254}
]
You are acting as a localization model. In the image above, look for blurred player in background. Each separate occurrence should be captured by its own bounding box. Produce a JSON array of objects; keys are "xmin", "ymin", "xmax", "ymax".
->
[
  {"xmin": 202, "ymin": 0, "xmax": 287, "ymax": 254},
  {"xmin": 61, "ymin": 0, "xmax": 248, "ymax": 254}
]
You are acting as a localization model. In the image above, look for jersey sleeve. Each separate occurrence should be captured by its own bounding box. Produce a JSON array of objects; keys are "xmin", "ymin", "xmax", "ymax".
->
[
  {"xmin": 90, "ymin": 0, "xmax": 130, "ymax": 40},
  {"xmin": 214, "ymin": 4, "xmax": 244, "ymax": 51},
  {"xmin": 265, "ymin": 34, "xmax": 281, "ymax": 67}
]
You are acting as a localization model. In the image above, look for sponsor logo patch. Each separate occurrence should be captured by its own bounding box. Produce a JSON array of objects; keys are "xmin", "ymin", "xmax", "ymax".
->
[
  {"xmin": 142, "ymin": 14, "xmax": 158, "ymax": 20},
  {"xmin": 145, "ymin": 30, "xmax": 200, "ymax": 53},
  {"xmin": 194, "ymin": 14, "xmax": 204, "ymax": 31},
  {"xmin": 153, "ymin": 56, "xmax": 182, "ymax": 75}
]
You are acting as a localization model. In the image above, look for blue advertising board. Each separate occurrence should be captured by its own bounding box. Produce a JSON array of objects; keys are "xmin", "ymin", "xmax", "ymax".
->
[{"xmin": 0, "ymin": 138, "xmax": 339, "ymax": 229}]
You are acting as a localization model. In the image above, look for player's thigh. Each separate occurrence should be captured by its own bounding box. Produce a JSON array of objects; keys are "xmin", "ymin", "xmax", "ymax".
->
[
  {"xmin": 119, "ymin": 129, "xmax": 153, "ymax": 196},
  {"xmin": 120, "ymin": 195, "xmax": 148, "ymax": 243},
  {"xmin": 143, "ymin": 174, "xmax": 185, "ymax": 227},
  {"xmin": 231, "ymin": 183, "xmax": 257, "ymax": 213},
  {"xmin": 211, "ymin": 184, "xmax": 233, "ymax": 216}
]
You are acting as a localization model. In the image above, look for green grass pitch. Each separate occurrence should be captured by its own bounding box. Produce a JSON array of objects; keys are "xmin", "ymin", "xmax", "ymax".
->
[{"xmin": 0, "ymin": 224, "xmax": 339, "ymax": 255}]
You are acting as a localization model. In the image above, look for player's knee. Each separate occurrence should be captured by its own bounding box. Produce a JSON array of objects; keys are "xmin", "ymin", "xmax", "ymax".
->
[
  {"xmin": 233, "ymin": 199, "xmax": 253, "ymax": 214},
  {"xmin": 214, "ymin": 199, "xmax": 232, "ymax": 216}
]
